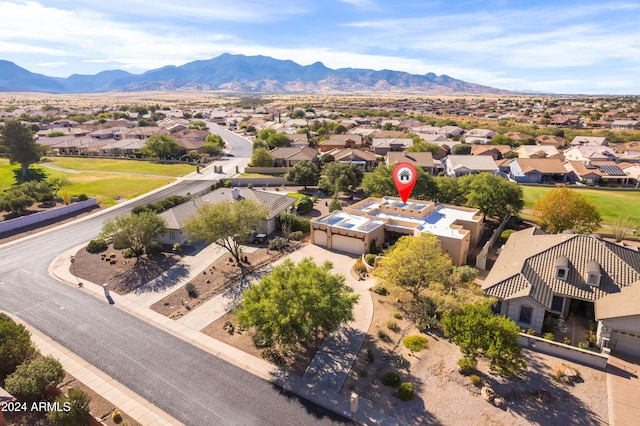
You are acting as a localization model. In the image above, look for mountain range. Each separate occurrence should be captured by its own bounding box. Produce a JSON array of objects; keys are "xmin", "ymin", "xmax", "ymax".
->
[{"xmin": 0, "ymin": 54, "xmax": 510, "ymax": 94}]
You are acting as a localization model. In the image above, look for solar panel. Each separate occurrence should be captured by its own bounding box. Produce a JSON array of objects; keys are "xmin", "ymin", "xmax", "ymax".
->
[{"xmin": 598, "ymin": 165, "xmax": 625, "ymax": 176}]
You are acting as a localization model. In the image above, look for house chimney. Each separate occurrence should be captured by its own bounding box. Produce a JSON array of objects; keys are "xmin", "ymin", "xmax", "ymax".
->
[{"xmin": 231, "ymin": 187, "xmax": 240, "ymax": 200}]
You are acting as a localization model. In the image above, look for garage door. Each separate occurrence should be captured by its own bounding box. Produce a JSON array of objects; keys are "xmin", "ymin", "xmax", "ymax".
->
[
  {"xmin": 331, "ymin": 235, "xmax": 364, "ymax": 254},
  {"xmin": 611, "ymin": 330, "xmax": 640, "ymax": 357},
  {"xmin": 313, "ymin": 230, "xmax": 327, "ymax": 247}
]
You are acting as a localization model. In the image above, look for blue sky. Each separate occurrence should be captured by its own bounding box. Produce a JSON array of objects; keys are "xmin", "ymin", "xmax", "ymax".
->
[{"xmin": 1, "ymin": 0, "xmax": 640, "ymax": 94}]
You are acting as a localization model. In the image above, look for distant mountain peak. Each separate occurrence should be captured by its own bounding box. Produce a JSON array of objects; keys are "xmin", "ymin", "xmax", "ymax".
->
[{"xmin": 0, "ymin": 54, "xmax": 511, "ymax": 94}]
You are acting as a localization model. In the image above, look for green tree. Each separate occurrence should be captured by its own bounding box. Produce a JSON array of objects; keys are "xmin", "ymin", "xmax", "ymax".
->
[
  {"xmin": 251, "ymin": 147, "xmax": 274, "ymax": 167},
  {"xmin": 433, "ymin": 176, "xmax": 464, "ymax": 204},
  {"xmin": 47, "ymin": 177, "xmax": 70, "ymax": 197},
  {"xmin": 375, "ymin": 234, "xmax": 452, "ymax": 300},
  {"xmin": 442, "ymin": 301, "xmax": 526, "ymax": 376},
  {"xmin": 266, "ymin": 132, "xmax": 291, "ymax": 149},
  {"xmin": 362, "ymin": 164, "xmax": 436, "ymax": 200},
  {"xmin": 532, "ymin": 187, "xmax": 601, "ymax": 234},
  {"xmin": 328, "ymin": 193, "xmax": 342, "ymax": 212},
  {"xmin": 47, "ymin": 388, "xmax": 91, "ymax": 426},
  {"xmin": 141, "ymin": 134, "xmax": 182, "ymax": 159},
  {"xmin": 204, "ymin": 133, "xmax": 225, "ymax": 155},
  {"xmin": 319, "ymin": 162, "xmax": 363, "ymax": 194},
  {"xmin": 184, "ymin": 199, "xmax": 268, "ymax": 263},
  {"xmin": 0, "ymin": 313, "xmax": 36, "ymax": 376},
  {"xmin": 5, "ymin": 356, "xmax": 65, "ymax": 399},
  {"xmin": 459, "ymin": 173, "xmax": 523, "ymax": 220},
  {"xmin": 451, "ymin": 143, "xmax": 472, "ymax": 155},
  {"xmin": 0, "ymin": 186, "xmax": 36, "ymax": 215},
  {"xmin": 237, "ymin": 257, "xmax": 359, "ymax": 345},
  {"xmin": 319, "ymin": 153, "xmax": 335, "ymax": 164},
  {"xmin": 0, "ymin": 120, "xmax": 43, "ymax": 179},
  {"xmin": 100, "ymin": 211, "xmax": 166, "ymax": 259},
  {"xmin": 285, "ymin": 161, "xmax": 319, "ymax": 189},
  {"xmin": 489, "ymin": 135, "xmax": 517, "ymax": 147}
]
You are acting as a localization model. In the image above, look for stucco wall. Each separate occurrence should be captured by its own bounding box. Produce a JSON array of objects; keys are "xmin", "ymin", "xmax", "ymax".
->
[
  {"xmin": 0, "ymin": 198, "xmax": 98, "ymax": 234},
  {"xmin": 518, "ymin": 334, "xmax": 608, "ymax": 369},
  {"xmin": 506, "ymin": 297, "xmax": 545, "ymax": 333}
]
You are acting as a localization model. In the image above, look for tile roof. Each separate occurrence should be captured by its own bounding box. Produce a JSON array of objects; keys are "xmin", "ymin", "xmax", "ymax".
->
[{"xmin": 483, "ymin": 228, "xmax": 640, "ymax": 309}]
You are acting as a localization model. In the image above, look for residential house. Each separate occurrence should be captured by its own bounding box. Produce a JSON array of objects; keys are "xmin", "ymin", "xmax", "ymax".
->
[
  {"xmin": 595, "ymin": 283, "xmax": 640, "ymax": 356},
  {"xmin": 503, "ymin": 132, "xmax": 534, "ymax": 144},
  {"xmin": 471, "ymin": 145, "xmax": 512, "ymax": 160},
  {"xmin": 535, "ymin": 135, "xmax": 568, "ymax": 149},
  {"xmin": 287, "ymin": 134, "xmax": 309, "ymax": 148},
  {"xmin": 270, "ymin": 147, "xmax": 318, "ymax": 167},
  {"xmin": 386, "ymin": 151, "xmax": 435, "ymax": 174},
  {"xmin": 463, "ymin": 129, "xmax": 497, "ymax": 144},
  {"xmin": 329, "ymin": 148, "xmax": 377, "ymax": 170},
  {"xmin": 371, "ymin": 138, "xmax": 413, "ymax": 155},
  {"xmin": 515, "ymin": 145, "xmax": 561, "ymax": 159},
  {"xmin": 611, "ymin": 120, "xmax": 640, "ymax": 130},
  {"xmin": 443, "ymin": 155, "xmax": 499, "ymax": 177},
  {"xmin": 508, "ymin": 158, "xmax": 568, "ymax": 183},
  {"xmin": 158, "ymin": 188, "xmax": 296, "ymax": 245},
  {"xmin": 318, "ymin": 134, "xmax": 363, "ymax": 152},
  {"xmin": 311, "ymin": 196, "xmax": 483, "ymax": 266},
  {"xmin": 621, "ymin": 163, "xmax": 640, "ymax": 185},
  {"xmin": 570, "ymin": 136, "xmax": 609, "ymax": 147},
  {"xmin": 564, "ymin": 161, "xmax": 630, "ymax": 185},
  {"xmin": 372, "ymin": 130, "xmax": 405, "ymax": 139},
  {"xmin": 100, "ymin": 138, "xmax": 147, "ymax": 156},
  {"xmin": 483, "ymin": 228, "xmax": 640, "ymax": 357},
  {"xmin": 122, "ymin": 126, "xmax": 170, "ymax": 140},
  {"xmin": 564, "ymin": 146, "xmax": 618, "ymax": 162}
]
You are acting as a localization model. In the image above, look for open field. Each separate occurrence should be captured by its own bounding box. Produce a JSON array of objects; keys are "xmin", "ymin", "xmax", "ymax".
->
[
  {"xmin": 0, "ymin": 161, "xmax": 175, "ymax": 206},
  {"xmin": 45, "ymin": 157, "xmax": 196, "ymax": 176},
  {"xmin": 522, "ymin": 185, "xmax": 640, "ymax": 224}
]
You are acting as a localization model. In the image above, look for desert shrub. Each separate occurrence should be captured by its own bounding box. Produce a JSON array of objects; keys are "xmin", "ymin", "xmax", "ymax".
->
[
  {"xmin": 544, "ymin": 332, "xmax": 554, "ymax": 340},
  {"xmin": 122, "ymin": 248, "xmax": 136, "ymax": 258},
  {"xmin": 86, "ymin": 238, "xmax": 107, "ymax": 253},
  {"xmin": 364, "ymin": 253, "xmax": 377, "ymax": 266},
  {"xmin": 5, "ymin": 356, "xmax": 65, "ymax": 399},
  {"xmin": 457, "ymin": 356, "xmax": 477, "ymax": 374},
  {"xmin": 377, "ymin": 330, "xmax": 388, "ymax": 341},
  {"xmin": 527, "ymin": 328, "xmax": 536, "ymax": 335},
  {"xmin": 144, "ymin": 242, "xmax": 162, "ymax": 255},
  {"xmin": 369, "ymin": 239, "xmax": 378, "ymax": 255},
  {"xmin": 288, "ymin": 231, "xmax": 304, "ymax": 241},
  {"xmin": 112, "ymin": 240, "xmax": 128, "ymax": 250},
  {"xmin": 296, "ymin": 196, "xmax": 313, "ymax": 214},
  {"xmin": 386, "ymin": 319, "xmax": 400, "ymax": 332},
  {"xmin": 185, "ymin": 282, "xmax": 197, "ymax": 297},
  {"xmin": 112, "ymin": 410, "xmax": 122, "ymax": 423},
  {"xmin": 261, "ymin": 347, "xmax": 284, "ymax": 365},
  {"xmin": 268, "ymin": 236, "xmax": 289, "ymax": 250},
  {"xmin": 381, "ymin": 372, "xmax": 402, "ymax": 387},
  {"xmin": 564, "ymin": 337, "xmax": 571, "ymax": 345},
  {"xmin": 371, "ymin": 283, "xmax": 388, "ymax": 295},
  {"xmin": 402, "ymin": 335, "xmax": 428, "ymax": 352},
  {"xmin": 398, "ymin": 382, "xmax": 414, "ymax": 401},
  {"xmin": 279, "ymin": 212, "xmax": 310, "ymax": 233},
  {"xmin": 578, "ymin": 341, "xmax": 588, "ymax": 350},
  {"xmin": 393, "ymin": 312, "xmax": 402, "ymax": 319},
  {"xmin": 354, "ymin": 258, "xmax": 367, "ymax": 275},
  {"xmin": 109, "ymin": 252, "xmax": 116, "ymax": 259},
  {"xmin": 470, "ymin": 374, "xmax": 482, "ymax": 387},
  {"xmin": 47, "ymin": 388, "xmax": 91, "ymax": 426},
  {"xmin": 76, "ymin": 193, "xmax": 88, "ymax": 201},
  {"xmin": 500, "ymin": 229, "xmax": 516, "ymax": 245}
]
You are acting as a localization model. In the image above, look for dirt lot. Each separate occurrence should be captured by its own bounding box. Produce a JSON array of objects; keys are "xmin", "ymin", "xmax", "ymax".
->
[
  {"xmin": 341, "ymin": 286, "xmax": 609, "ymax": 426},
  {"xmin": 150, "ymin": 242, "xmax": 303, "ymax": 319},
  {"xmin": 71, "ymin": 243, "xmax": 183, "ymax": 294}
]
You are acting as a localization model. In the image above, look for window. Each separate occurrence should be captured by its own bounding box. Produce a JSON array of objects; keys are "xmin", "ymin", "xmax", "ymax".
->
[
  {"xmin": 588, "ymin": 274, "xmax": 600, "ymax": 285},
  {"xmin": 551, "ymin": 296, "xmax": 564, "ymax": 313},
  {"xmin": 519, "ymin": 306, "xmax": 533, "ymax": 324},
  {"xmin": 169, "ymin": 231, "xmax": 176, "ymax": 240},
  {"xmin": 557, "ymin": 268, "xmax": 566, "ymax": 279}
]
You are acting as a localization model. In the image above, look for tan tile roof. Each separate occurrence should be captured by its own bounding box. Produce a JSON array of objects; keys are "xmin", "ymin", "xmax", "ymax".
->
[
  {"xmin": 484, "ymin": 228, "xmax": 640, "ymax": 310},
  {"xmin": 596, "ymin": 281, "xmax": 640, "ymax": 319},
  {"xmin": 386, "ymin": 151, "xmax": 434, "ymax": 168},
  {"xmin": 513, "ymin": 158, "xmax": 567, "ymax": 174}
]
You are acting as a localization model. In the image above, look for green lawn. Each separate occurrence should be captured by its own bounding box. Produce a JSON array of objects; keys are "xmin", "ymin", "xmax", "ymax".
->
[
  {"xmin": 44, "ymin": 157, "xmax": 195, "ymax": 177},
  {"xmin": 521, "ymin": 186, "xmax": 640, "ymax": 225},
  {"xmin": 0, "ymin": 162, "xmax": 174, "ymax": 206}
]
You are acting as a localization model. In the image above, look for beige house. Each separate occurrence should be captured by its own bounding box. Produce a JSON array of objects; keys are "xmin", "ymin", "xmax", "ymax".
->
[
  {"xmin": 311, "ymin": 196, "xmax": 483, "ymax": 266},
  {"xmin": 483, "ymin": 228, "xmax": 640, "ymax": 357}
]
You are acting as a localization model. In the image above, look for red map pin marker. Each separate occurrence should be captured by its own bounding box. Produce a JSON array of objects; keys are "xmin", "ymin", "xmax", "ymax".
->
[{"xmin": 393, "ymin": 162, "xmax": 418, "ymax": 203}]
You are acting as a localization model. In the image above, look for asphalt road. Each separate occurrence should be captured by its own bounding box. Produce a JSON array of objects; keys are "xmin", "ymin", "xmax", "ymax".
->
[{"xmin": 0, "ymin": 128, "xmax": 349, "ymax": 425}]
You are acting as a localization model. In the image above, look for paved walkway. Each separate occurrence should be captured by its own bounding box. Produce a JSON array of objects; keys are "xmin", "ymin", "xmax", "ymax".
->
[
  {"xmin": 48, "ymin": 243, "xmax": 396, "ymax": 425},
  {"xmin": 607, "ymin": 355, "xmax": 640, "ymax": 426}
]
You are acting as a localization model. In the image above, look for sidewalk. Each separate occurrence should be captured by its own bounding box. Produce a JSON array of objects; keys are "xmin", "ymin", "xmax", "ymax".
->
[{"xmin": 49, "ymin": 244, "xmax": 398, "ymax": 425}]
